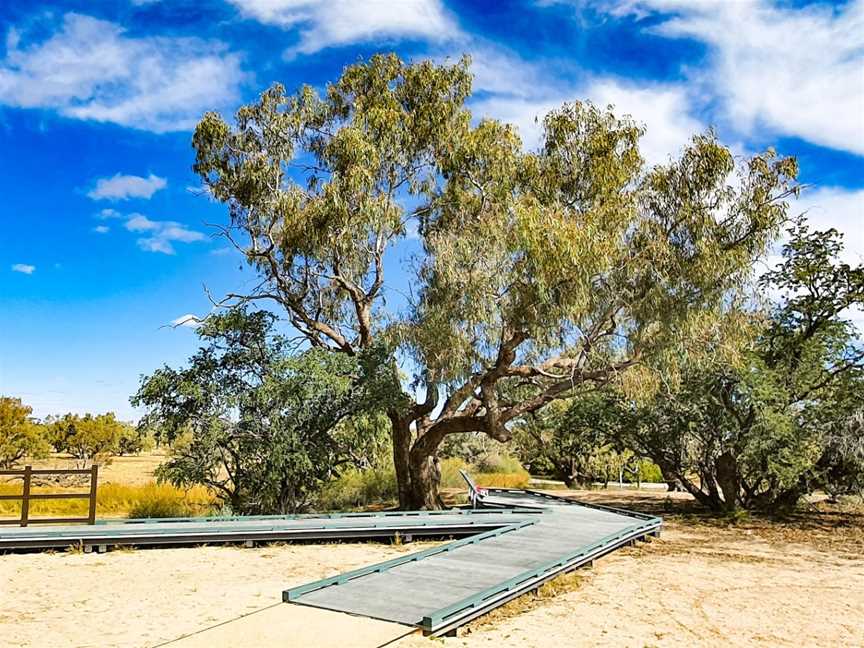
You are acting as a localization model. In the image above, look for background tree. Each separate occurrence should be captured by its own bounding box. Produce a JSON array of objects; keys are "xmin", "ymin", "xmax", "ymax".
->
[
  {"xmin": 513, "ymin": 392, "xmax": 663, "ymax": 489},
  {"xmin": 0, "ymin": 397, "xmax": 49, "ymax": 469},
  {"xmin": 47, "ymin": 412, "xmax": 130, "ymax": 467},
  {"xmin": 192, "ymin": 53, "xmax": 798, "ymax": 508},
  {"xmin": 618, "ymin": 223, "xmax": 864, "ymax": 511},
  {"xmin": 133, "ymin": 308, "xmax": 397, "ymax": 514},
  {"xmin": 513, "ymin": 393, "xmax": 614, "ymax": 487}
]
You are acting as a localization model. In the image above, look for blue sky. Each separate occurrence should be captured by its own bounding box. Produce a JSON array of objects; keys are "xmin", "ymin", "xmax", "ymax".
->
[{"xmin": 1, "ymin": 0, "xmax": 862, "ymax": 420}]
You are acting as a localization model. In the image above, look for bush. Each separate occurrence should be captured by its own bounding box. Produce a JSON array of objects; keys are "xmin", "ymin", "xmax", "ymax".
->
[
  {"xmin": 636, "ymin": 460, "xmax": 664, "ymax": 483},
  {"xmin": 439, "ymin": 457, "xmax": 530, "ymax": 490},
  {"xmin": 476, "ymin": 453, "xmax": 525, "ymax": 474},
  {"xmin": 440, "ymin": 457, "xmax": 470, "ymax": 488},
  {"xmin": 126, "ymin": 483, "xmax": 209, "ymax": 518},
  {"xmin": 475, "ymin": 472, "xmax": 530, "ymax": 488},
  {"xmin": 318, "ymin": 467, "xmax": 398, "ymax": 511}
]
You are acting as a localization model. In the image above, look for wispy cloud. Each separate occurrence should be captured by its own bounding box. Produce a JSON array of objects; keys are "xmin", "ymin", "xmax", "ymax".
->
[
  {"xmin": 228, "ymin": 0, "xmax": 459, "ymax": 56},
  {"xmin": 465, "ymin": 45, "xmax": 701, "ymax": 165},
  {"xmin": 124, "ymin": 213, "xmax": 206, "ymax": 255},
  {"xmin": 92, "ymin": 225, "xmax": 110, "ymax": 234},
  {"xmin": 11, "ymin": 263, "xmax": 35, "ymax": 274},
  {"xmin": 170, "ymin": 313, "xmax": 202, "ymax": 328},
  {"xmin": 97, "ymin": 208, "xmax": 123, "ymax": 219},
  {"xmin": 88, "ymin": 173, "xmax": 166, "ymax": 201},
  {"xmin": 0, "ymin": 13, "xmax": 247, "ymax": 132},
  {"xmin": 601, "ymin": 0, "xmax": 864, "ymax": 156}
]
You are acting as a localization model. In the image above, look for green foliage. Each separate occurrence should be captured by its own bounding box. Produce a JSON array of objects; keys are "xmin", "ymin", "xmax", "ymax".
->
[
  {"xmin": 513, "ymin": 393, "xmax": 628, "ymax": 487},
  {"xmin": 46, "ymin": 412, "xmax": 130, "ymax": 465},
  {"xmin": 192, "ymin": 53, "xmax": 798, "ymax": 509},
  {"xmin": 318, "ymin": 466, "xmax": 398, "ymax": 511},
  {"xmin": 440, "ymin": 432, "xmax": 520, "ymax": 472},
  {"xmin": 618, "ymin": 222, "xmax": 864, "ymax": 511},
  {"xmin": 635, "ymin": 460, "xmax": 664, "ymax": 484},
  {"xmin": 0, "ymin": 397, "xmax": 49, "ymax": 469},
  {"xmin": 133, "ymin": 307, "xmax": 399, "ymax": 514}
]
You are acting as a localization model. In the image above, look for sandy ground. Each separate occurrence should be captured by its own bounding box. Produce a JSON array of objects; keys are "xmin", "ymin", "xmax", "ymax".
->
[
  {"xmin": 1, "ymin": 491, "xmax": 862, "ymax": 647},
  {"xmin": 0, "ymin": 541, "xmax": 433, "ymax": 648}
]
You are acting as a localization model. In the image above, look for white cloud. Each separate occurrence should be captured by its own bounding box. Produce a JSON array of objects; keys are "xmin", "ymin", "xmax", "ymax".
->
[
  {"xmin": 793, "ymin": 186, "xmax": 864, "ymax": 267},
  {"xmin": 228, "ymin": 0, "xmax": 459, "ymax": 56},
  {"xmin": 0, "ymin": 13, "xmax": 246, "ymax": 132},
  {"xmin": 97, "ymin": 208, "xmax": 123, "ymax": 219},
  {"xmin": 171, "ymin": 314, "xmax": 202, "ymax": 328},
  {"xmin": 123, "ymin": 213, "xmax": 206, "ymax": 254},
  {"xmin": 610, "ymin": 0, "xmax": 864, "ymax": 156},
  {"xmin": 87, "ymin": 173, "xmax": 166, "ymax": 201},
  {"xmin": 125, "ymin": 214, "xmax": 160, "ymax": 232},
  {"xmin": 467, "ymin": 48, "xmax": 701, "ymax": 164},
  {"xmin": 92, "ymin": 225, "xmax": 110, "ymax": 234},
  {"xmin": 11, "ymin": 263, "xmax": 35, "ymax": 274}
]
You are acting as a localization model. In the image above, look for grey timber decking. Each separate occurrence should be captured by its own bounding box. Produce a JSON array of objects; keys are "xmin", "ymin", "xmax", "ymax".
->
[
  {"xmin": 0, "ymin": 508, "xmax": 537, "ymax": 550},
  {"xmin": 285, "ymin": 488, "xmax": 661, "ymax": 635}
]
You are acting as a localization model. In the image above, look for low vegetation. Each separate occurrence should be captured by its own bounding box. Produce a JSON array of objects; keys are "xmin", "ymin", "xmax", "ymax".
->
[{"xmin": 0, "ymin": 480, "xmax": 214, "ymax": 520}]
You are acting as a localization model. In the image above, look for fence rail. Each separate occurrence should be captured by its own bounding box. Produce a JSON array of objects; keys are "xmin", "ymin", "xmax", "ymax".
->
[{"xmin": 0, "ymin": 465, "xmax": 98, "ymax": 527}]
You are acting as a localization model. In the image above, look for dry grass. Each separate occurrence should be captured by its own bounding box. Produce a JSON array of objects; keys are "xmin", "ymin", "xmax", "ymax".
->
[
  {"xmin": 0, "ymin": 452, "xmax": 215, "ymax": 520},
  {"xmin": 473, "ymin": 473, "xmax": 530, "ymax": 488},
  {"xmin": 23, "ymin": 452, "xmax": 167, "ymax": 486},
  {"xmin": 462, "ymin": 570, "xmax": 586, "ymax": 634},
  {"xmin": 0, "ymin": 481, "xmax": 215, "ymax": 520}
]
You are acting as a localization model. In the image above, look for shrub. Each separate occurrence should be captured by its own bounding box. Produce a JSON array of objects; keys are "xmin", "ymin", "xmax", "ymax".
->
[
  {"xmin": 636, "ymin": 460, "xmax": 664, "ymax": 483},
  {"xmin": 318, "ymin": 467, "xmax": 398, "ymax": 511},
  {"xmin": 474, "ymin": 472, "xmax": 530, "ymax": 488},
  {"xmin": 125, "ymin": 483, "xmax": 209, "ymax": 518},
  {"xmin": 439, "ymin": 457, "xmax": 530, "ymax": 490},
  {"xmin": 476, "ymin": 453, "xmax": 525, "ymax": 474},
  {"xmin": 439, "ymin": 457, "xmax": 470, "ymax": 488}
]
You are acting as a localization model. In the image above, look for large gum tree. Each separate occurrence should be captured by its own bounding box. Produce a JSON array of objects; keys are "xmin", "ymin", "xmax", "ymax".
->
[{"xmin": 191, "ymin": 54, "xmax": 798, "ymax": 509}]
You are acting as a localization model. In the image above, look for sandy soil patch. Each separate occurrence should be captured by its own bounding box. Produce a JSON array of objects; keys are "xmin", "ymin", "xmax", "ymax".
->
[{"xmin": 0, "ymin": 540, "xmax": 434, "ymax": 648}]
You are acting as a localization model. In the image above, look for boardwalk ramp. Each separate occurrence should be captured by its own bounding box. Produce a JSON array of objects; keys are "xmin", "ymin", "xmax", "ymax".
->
[{"xmin": 285, "ymin": 484, "xmax": 661, "ymax": 636}]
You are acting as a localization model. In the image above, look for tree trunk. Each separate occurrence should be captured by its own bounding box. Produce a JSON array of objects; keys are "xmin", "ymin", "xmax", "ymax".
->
[
  {"xmin": 388, "ymin": 412, "xmax": 414, "ymax": 509},
  {"xmin": 407, "ymin": 451, "xmax": 443, "ymax": 509},
  {"xmin": 715, "ymin": 450, "xmax": 741, "ymax": 512},
  {"xmin": 388, "ymin": 413, "xmax": 447, "ymax": 510}
]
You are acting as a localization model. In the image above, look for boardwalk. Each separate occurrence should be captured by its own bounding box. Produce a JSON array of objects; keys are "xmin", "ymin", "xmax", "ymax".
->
[{"xmin": 286, "ymin": 487, "xmax": 661, "ymax": 635}]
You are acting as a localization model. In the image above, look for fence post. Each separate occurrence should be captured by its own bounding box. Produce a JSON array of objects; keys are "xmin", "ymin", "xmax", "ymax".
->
[
  {"xmin": 87, "ymin": 465, "xmax": 99, "ymax": 525},
  {"xmin": 21, "ymin": 465, "xmax": 32, "ymax": 527}
]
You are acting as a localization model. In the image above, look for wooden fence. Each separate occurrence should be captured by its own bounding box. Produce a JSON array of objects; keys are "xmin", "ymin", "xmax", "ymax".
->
[{"xmin": 0, "ymin": 465, "xmax": 99, "ymax": 526}]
